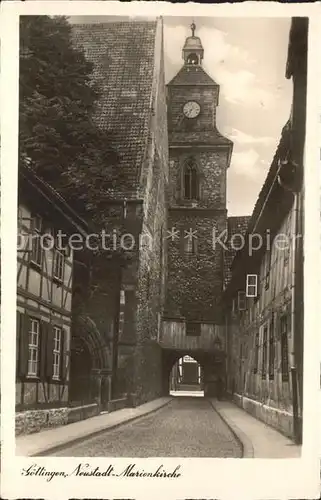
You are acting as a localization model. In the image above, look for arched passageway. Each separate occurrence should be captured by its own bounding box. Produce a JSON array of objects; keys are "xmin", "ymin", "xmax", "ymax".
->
[
  {"xmin": 169, "ymin": 355, "xmax": 204, "ymax": 396},
  {"xmin": 162, "ymin": 349, "xmax": 226, "ymax": 399}
]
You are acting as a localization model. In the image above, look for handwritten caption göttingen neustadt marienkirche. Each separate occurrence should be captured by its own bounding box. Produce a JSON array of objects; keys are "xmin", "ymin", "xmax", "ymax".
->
[{"xmin": 21, "ymin": 463, "xmax": 182, "ymax": 482}]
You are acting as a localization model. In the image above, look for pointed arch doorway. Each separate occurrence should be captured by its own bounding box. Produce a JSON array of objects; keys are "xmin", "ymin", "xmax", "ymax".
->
[{"xmin": 69, "ymin": 336, "xmax": 93, "ymax": 405}]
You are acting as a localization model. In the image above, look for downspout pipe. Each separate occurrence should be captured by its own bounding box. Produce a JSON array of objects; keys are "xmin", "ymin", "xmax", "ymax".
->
[{"xmin": 278, "ymin": 171, "xmax": 301, "ymax": 444}]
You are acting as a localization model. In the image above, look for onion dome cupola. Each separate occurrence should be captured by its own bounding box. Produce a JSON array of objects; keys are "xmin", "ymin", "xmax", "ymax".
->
[{"xmin": 183, "ymin": 22, "xmax": 204, "ymax": 65}]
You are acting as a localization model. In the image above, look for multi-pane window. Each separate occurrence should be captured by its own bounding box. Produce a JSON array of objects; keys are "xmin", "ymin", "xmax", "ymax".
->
[
  {"xmin": 246, "ymin": 274, "xmax": 258, "ymax": 297},
  {"xmin": 52, "ymin": 326, "xmax": 62, "ymax": 380},
  {"xmin": 280, "ymin": 315, "xmax": 289, "ymax": 382},
  {"xmin": 184, "ymin": 159, "xmax": 198, "ymax": 200},
  {"xmin": 31, "ymin": 215, "xmax": 42, "ymax": 266},
  {"xmin": 262, "ymin": 324, "xmax": 268, "ymax": 378},
  {"xmin": 53, "ymin": 249, "xmax": 64, "ymax": 281},
  {"xmin": 269, "ymin": 315, "xmax": 275, "ymax": 380},
  {"xmin": 28, "ymin": 319, "xmax": 40, "ymax": 376}
]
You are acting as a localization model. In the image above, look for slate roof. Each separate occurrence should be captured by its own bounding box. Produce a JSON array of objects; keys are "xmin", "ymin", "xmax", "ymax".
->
[
  {"xmin": 20, "ymin": 162, "xmax": 89, "ymax": 236},
  {"xmin": 71, "ymin": 21, "xmax": 159, "ymax": 198},
  {"xmin": 168, "ymin": 65, "xmax": 218, "ymax": 86},
  {"xmin": 224, "ymin": 216, "xmax": 250, "ymax": 287}
]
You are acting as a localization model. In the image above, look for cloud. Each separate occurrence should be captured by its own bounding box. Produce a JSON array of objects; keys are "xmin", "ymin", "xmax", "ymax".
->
[
  {"xmin": 227, "ymin": 128, "xmax": 275, "ymax": 146},
  {"xmin": 214, "ymin": 68, "xmax": 274, "ymax": 107},
  {"xmin": 230, "ymin": 148, "xmax": 263, "ymax": 180},
  {"xmin": 164, "ymin": 24, "xmax": 275, "ymax": 108}
]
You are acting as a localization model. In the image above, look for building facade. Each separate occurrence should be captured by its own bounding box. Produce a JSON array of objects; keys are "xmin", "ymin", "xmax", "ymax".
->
[
  {"xmin": 224, "ymin": 17, "xmax": 307, "ymax": 443},
  {"xmin": 16, "ymin": 164, "xmax": 88, "ymax": 434}
]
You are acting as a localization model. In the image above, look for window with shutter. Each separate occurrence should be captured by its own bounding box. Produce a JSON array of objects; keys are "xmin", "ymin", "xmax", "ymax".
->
[
  {"xmin": 39, "ymin": 321, "xmax": 48, "ymax": 380},
  {"xmin": 60, "ymin": 329, "xmax": 68, "ymax": 382},
  {"xmin": 46, "ymin": 325, "xmax": 54, "ymax": 379},
  {"xmin": 18, "ymin": 314, "xmax": 30, "ymax": 378}
]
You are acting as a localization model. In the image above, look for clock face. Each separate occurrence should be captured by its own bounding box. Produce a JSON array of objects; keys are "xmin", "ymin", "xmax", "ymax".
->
[{"xmin": 183, "ymin": 101, "xmax": 201, "ymax": 119}]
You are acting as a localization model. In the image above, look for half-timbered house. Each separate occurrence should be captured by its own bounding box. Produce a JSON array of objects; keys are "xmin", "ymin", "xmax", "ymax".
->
[
  {"xmin": 224, "ymin": 17, "xmax": 307, "ymax": 444},
  {"xmin": 16, "ymin": 163, "xmax": 88, "ymax": 430}
]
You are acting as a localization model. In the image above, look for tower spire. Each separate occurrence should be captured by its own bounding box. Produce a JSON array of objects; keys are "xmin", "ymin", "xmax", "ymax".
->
[
  {"xmin": 191, "ymin": 21, "xmax": 196, "ymax": 37},
  {"xmin": 182, "ymin": 22, "xmax": 204, "ymax": 65}
]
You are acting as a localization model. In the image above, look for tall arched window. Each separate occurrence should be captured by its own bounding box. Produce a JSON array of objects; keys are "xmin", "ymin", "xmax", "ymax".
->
[{"xmin": 183, "ymin": 158, "xmax": 198, "ymax": 200}]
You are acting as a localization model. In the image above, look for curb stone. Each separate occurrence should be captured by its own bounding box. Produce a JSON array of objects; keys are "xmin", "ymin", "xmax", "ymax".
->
[
  {"xmin": 33, "ymin": 397, "xmax": 173, "ymax": 457},
  {"xmin": 208, "ymin": 399, "xmax": 254, "ymax": 458}
]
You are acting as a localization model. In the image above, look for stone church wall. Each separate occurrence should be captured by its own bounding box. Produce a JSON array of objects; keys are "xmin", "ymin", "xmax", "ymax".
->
[{"xmin": 133, "ymin": 22, "xmax": 169, "ymax": 404}]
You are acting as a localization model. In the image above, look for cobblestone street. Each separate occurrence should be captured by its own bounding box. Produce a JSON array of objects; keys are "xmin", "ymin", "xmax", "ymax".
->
[{"xmin": 54, "ymin": 397, "xmax": 243, "ymax": 457}]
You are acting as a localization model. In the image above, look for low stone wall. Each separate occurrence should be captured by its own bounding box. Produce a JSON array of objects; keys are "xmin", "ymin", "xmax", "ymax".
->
[
  {"xmin": 107, "ymin": 397, "xmax": 128, "ymax": 413},
  {"xmin": 67, "ymin": 403, "xmax": 100, "ymax": 424},
  {"xmin": 15, "ymin": 403, "xmax": 99, "ymax": 436},
  {"xmin": 233, "ymin": 393, "xmax": 294, "ymax": 439}
]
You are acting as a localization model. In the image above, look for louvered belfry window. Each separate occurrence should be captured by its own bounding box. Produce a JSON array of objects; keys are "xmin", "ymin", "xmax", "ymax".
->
[{"xmin": 184, "ymin": 159, "xmax": 198, "ymax": 200}]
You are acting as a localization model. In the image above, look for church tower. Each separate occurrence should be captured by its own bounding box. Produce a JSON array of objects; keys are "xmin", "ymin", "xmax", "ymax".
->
[{"xmin": 165, "ymin": 22, "xmax": 233, "ymax": 332}]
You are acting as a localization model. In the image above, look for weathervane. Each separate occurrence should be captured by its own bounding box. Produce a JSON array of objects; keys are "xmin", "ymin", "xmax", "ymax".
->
[{"xmin": 191, "ymin": 21, "xmax": 196, "ymax": 37}]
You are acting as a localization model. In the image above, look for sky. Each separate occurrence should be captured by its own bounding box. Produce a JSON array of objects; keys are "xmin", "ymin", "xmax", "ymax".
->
[
  {"xmin": 70, "ymin": 16, "xmax": 293, "ymax": 216},
  {"xmin": 164, "ymin": 17, "xmax": 292, "ymax": 216}
]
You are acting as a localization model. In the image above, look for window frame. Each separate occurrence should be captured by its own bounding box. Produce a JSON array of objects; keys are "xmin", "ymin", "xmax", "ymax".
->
[
  {"xmin": 53, "ymin": 247, "xmax": 65, "ymax": 282},
  {"xmin": 30, "ymin": 215, "xmax": 43, "ymax": 267},
  {"xmin": 52, "ymin": 325, "xmax": 62, "ymax": 381},
  {"xmin": 27, "ymin": 318, "xmax": 40, "ymax": 378},
  {"xmin": 183, "ymin": 158, "xmax": 198, "ymax": 200},
  {"xmin": 246, "ymin": 274, "xmax": 258, "ymax": 298}
]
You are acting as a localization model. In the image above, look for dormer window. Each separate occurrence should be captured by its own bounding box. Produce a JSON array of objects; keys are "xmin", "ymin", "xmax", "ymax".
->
[
  {"xmin": 187, "ymin": 53, "xmax": 199, "ymax": 65},
  {"xmin": 183, "ymin": 158, "xmax": 198, "ymax": 200}
]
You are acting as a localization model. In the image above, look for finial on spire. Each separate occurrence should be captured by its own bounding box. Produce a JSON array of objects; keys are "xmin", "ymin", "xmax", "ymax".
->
[{"xmin": 191, "ymin": 21, "xmax": 196, "ymax": 37}]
